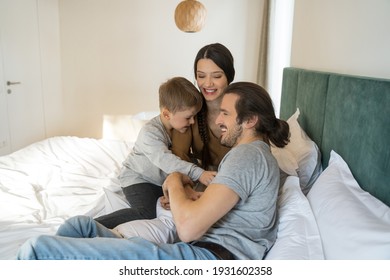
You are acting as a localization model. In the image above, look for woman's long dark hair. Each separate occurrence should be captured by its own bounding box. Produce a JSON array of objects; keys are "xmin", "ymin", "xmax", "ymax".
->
[{"xmin": 193, "ymin": 43, "xmax": 235, "ymax": 168}]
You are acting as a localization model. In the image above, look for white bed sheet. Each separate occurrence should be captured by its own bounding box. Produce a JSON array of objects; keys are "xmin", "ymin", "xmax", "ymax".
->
[{"xmin": 0, "ymin": 136, "xmax": 132, "ymax": 259}]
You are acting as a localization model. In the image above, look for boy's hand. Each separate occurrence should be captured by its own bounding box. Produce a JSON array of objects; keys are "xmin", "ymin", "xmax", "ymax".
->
[{"xmin": 199, "ymin": 171, "xmax": 217, "ymax": 186}]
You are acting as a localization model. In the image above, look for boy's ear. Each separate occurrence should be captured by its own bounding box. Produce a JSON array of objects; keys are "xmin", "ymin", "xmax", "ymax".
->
[{"xmin": 162, "ymin": 108, "xmax": 171, "ymax": 120}]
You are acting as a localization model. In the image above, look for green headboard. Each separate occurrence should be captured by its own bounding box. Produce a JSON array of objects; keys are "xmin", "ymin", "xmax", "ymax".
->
[{"xmin": 280, "ymin": 67, "xmax": 390, "ymax": 206}]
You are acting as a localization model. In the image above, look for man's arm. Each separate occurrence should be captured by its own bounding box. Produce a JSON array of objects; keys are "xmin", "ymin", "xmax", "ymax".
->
[{"xmin": 163, "ymin": 172, "xmax": 239, "ymax": 242}]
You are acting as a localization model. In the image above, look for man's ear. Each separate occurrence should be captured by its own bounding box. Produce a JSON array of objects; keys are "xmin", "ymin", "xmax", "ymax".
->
[{"xmin": 243, "ymin": 115, "xmax": 258, "ymax": 129}]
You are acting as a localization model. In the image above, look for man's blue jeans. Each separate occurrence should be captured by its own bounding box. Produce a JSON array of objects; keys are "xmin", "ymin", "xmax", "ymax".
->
[{"xmin": 16, "ymin": 216, "xmax": 218, "ymax": 260}]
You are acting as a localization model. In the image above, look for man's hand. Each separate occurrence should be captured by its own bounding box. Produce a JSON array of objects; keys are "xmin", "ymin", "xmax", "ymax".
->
[
  {"xmin": 162, "ymin": 172, "xmax": 193, "ymax": 201},
  {"xmin": 160, "ymin": 195, "xmax": 171, "ymax": 210},
  {"xmin": 160, "ymin": 184, "xmax": 202, "ymax": 210},
  {"xmin": 184, "ymin": 185, "xmax": 203, "ymax": 201},
  {"xmin": 161, "ymin": 172, "xmax": 206, "ymax": 210}
]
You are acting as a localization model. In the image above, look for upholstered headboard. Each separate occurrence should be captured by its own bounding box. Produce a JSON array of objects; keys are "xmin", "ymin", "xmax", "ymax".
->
[{"xmin": 280, "ymin": 67, "xmax": 390, "ymax": 206}]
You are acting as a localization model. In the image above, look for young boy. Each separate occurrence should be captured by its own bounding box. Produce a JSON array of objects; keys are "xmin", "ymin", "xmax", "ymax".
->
[{"xmin": 68, "ymin": 77, "xmax": 215, "ymax": 243}]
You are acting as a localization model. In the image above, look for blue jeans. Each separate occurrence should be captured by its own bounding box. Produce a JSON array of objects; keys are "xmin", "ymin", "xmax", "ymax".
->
[{"xmin": 16, "ymin": 216, "xmax": 218, "ymax": 260}]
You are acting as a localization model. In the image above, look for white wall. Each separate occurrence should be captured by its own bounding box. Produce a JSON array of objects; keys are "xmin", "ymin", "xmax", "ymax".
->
[
  {"xmin": 58, "ymin": 0, "xmax": 265, "ymax": 138},
  {"xmin": 291, "ymin": 0, "xmax": 390, "ymax": 79},
  {"xmin": 38, "ymin": 0, "xmax": 63, "ymax": 137},
  {"xmin": 9, "ymin": 0, "xmax": 390, "ymax": 143}
]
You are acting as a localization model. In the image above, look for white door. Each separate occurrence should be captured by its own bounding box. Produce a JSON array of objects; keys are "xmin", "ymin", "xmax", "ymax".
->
[
  {"xmin": 0, "ymin": 48, "xmax": 10, "ymax": 155},
  {"xmin": 0, "ymin": 0, "xmax": 46, "ymax": 155}
]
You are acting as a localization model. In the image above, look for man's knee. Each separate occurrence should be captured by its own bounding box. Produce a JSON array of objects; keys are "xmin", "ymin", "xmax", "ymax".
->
[
  {"xmin": 57, "ymin": 215, "xmax": 94, "ymax": 237},
  {"xmin": 17, "ymin": 235, "xmax": 49, "ymax": 259},
  {"xmin": 67, "ymin": 215, "xmax": 92, "ymax": 225}
]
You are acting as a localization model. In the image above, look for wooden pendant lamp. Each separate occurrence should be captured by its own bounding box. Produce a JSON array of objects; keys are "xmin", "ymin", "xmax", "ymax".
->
[{"xmin": 174, "ymin": 0, "xmax": 207, "ymax": 33}]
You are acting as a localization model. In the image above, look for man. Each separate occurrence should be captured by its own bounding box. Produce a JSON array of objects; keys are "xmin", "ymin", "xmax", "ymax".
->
[{"xmin": 17, "ymin": 82, "xmax": 289, "ymax": 260}]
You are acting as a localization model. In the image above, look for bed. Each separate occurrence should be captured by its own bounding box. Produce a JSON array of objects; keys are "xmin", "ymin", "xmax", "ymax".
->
[{"xmin": 0, "ymin": 68, "xmax": 389, "ymax": 260}]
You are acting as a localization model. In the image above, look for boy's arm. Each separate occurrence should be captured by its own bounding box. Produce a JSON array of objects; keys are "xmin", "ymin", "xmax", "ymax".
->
[{"xmin": 141, "ymin": 127, "xmax": 205, "ymax": 181}]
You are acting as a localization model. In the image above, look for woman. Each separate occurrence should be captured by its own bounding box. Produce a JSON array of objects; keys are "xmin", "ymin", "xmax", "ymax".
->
[
  {"xmin": 95, "ymin": 43, "xmax": 235, "ymax": 228},
  {"xmin": 172, "ymin": 43, "xmax": 234, "ymax": 172}
]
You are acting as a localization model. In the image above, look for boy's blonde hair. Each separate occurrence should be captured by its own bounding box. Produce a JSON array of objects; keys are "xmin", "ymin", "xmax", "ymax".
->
[{"xmin": 159, "ymin": 77, "xmax": 203, "ymax": 113}]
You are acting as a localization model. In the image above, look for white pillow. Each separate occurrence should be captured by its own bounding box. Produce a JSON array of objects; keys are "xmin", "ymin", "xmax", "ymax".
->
[
  {"xmin": 307, "ymin": 150, "xmax": 390, "ymax": 259},
  {"xmin": 265, "ymin": 176, "xmax": 324, "ymax": 260},
  {"xmin": 271, "ymin": 108, "xmax": 322, "ymax": 195},
  {"xmin": 102, "ymin": 111, "xmax": 159, "ymax": 142}
]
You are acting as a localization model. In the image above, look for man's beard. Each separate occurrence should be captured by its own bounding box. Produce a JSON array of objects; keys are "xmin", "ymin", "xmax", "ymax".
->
[{"xmin": 220, "ymin": 124, "xmax": 243, "ymax": 147}]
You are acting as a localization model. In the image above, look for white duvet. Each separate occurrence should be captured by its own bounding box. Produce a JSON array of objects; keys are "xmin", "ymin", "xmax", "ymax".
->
[
  {"xmin": 0, "ymin": 136, "xmax": 325, "ymax": 260},
  {"xmin": 0, "ymin": 136, "xmax": 132, "ymax": 259}
]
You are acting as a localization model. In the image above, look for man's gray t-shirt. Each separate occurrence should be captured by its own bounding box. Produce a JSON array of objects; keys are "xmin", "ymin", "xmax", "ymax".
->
[{"xmin": 199, "ymin": 140, "xmax": 279, "ymax": 259}]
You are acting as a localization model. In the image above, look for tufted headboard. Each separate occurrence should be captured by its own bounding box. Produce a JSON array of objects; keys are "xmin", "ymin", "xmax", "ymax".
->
[{"xmin": 279, "ymin": 67, "xmax": 390, "ymax": 206}]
